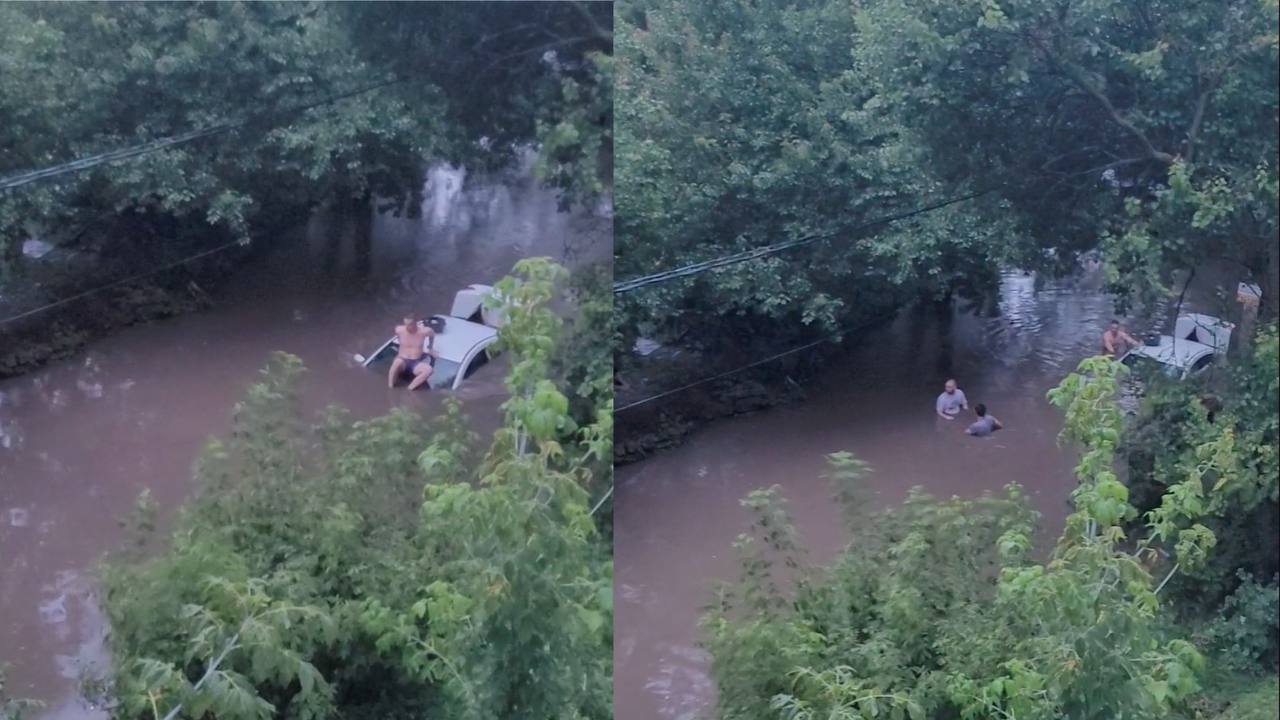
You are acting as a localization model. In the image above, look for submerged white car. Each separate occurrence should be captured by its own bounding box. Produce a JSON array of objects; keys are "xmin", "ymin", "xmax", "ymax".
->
[
  {"xmin": 1119, "ymin": 312, "xmax": 1233, "ymax": 380},
  {"xmin": 361, "ymin": 284, "xmax": 505, "ymax": 390}
]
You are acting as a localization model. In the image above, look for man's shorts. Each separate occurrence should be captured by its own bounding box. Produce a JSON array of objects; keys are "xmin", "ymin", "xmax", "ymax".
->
[{"xmin": 401, "ymin": 355, "xmax": 435, "ymax": 375}]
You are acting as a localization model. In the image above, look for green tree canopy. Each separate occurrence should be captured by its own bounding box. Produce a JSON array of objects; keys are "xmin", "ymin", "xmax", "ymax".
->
[
  {"xmin": 0, "ymin": 2, "xmax": 427, "ymax": 271},
  {"xmin": 615, "ymin": 0, "xmax": 1278, "ymax": 362},
  {"xmin": 0, "ymin": 1, "xmax": 612, "ymax": 279},
  {"xmin": 338, "ymin": 1, "xmax": 613, "ymax": 204},
  {"xmin": 614, "ymin": 0, "xmax": 1011, "ymax": 353},
  {"xmin": 853, "ymin": 0, "xmax": 1279, "ymax": 318}
]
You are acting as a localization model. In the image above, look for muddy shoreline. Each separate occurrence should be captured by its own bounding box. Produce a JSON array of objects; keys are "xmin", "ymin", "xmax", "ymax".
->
[
  {"xmin": 0, "ymin": 249, "xmax": 246, "ymax": 379},
  {"xmin": 0, "ymin": 206, "xmax": 317, "ymax": 379},
  {"xmin": 613, "ymin": 310, "xmax": 906, "ymax": 464},
  {"xmin": 614, "ymin": 371, "xmax": 804, "ymax": 465},
  {"xmin": 614, "ymin": 336, "xmax": 871, "ymax": 465}
]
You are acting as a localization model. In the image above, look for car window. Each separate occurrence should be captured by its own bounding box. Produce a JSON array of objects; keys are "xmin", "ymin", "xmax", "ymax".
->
[
  {"xmin": 464, "ymin": 349, "xmax": 490, "ymax": 379},
  {"xmin": 431, "ymin": 359, "xmax": 461, "ymax": 390}
]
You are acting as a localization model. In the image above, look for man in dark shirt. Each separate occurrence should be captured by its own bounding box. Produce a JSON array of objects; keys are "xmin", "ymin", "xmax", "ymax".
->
[{"xmin": 966, "ymin": 403, "xmax": 1003, "ymax": 437}]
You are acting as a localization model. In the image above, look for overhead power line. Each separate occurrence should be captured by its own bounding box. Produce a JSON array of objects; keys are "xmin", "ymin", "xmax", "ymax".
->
[
  {"xmin": 612, "ymin": 188, "xmax": 994, "ymax": 295},
  {"xmin": 615, "ymin": 307, "xmax": 899, "ymax": 414},
  {"xmin": 0, "ymin": 77, "xmax": 409, "ymax": 326},
  {"xmin": 616, "ymin": 336, "xmax": 832, "ymax": 413},
  {"xmin": 0, "ymin": 77, "xmax": 405, "ymax": 192},
  {"xmin": 0, "ymin": 238, "xmax": 246, "ymax": 327},
  {"xmin": 0, "ymin": 124, "xmax": 235, "ymax": 192}
]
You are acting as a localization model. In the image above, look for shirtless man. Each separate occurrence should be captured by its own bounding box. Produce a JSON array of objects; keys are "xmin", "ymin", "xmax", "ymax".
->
[
  {"xmin": 388, "ymin": 314, "xmax": 437, "ymax": 390},
  {"xmin": 1102, "ymin": 320, "xmax": 1139, "ymax": 358}
]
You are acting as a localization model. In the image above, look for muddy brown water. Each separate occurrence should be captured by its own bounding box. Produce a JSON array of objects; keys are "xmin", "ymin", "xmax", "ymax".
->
[
  {"xmin": 614, "ymin": 267, "xmax": 1231, "ymax": 720},
  {"xmin": 0, "ymin": 161, "xmax": 610, "ymax": 717}
]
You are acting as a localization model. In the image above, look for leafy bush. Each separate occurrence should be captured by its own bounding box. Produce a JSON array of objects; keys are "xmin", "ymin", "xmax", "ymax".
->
[
  {"xmin": 550, "ymin": 261, "xmax": 615, "ymax": 536},
  {"xmin": 554, "ymin": 261, "xmax": 615, "ymax": 430},
  {"xmin": 1209, "ymin": 675, "xmax": 1280, "ymax": 720},
  {"xmin": 1205, "ymin": 572, "xmax": 1280, "ymax": 675},
  {"xmin": 704, "ymin": 356, "xmax": 1255, "ymax": 719},
  {"xmin": 1123, "ymin": 327, "xmax": 1280, "ymax": 616},
  {"xmin": 103, "ymin": 260, "xmax": 612, "ymax": 720},
  {"xmin": 1178, "ymin": 671, "xmax": 1280, "ymax": 720},
  {"xmin": 705, "ymin": 481, "xmax": 1037, "ymax": 720}
]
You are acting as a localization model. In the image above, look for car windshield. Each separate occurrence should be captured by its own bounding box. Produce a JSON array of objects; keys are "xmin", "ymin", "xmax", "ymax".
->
[
  {"xmin": 1122, "ymin": 353, "xmax": 1179, "ymax": 379},
  {"xmin": 1121, "ymin": 353, "xmax": 1148, "ymax": 370}
]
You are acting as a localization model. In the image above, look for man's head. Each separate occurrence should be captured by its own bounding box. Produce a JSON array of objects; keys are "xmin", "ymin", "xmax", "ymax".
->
[
  {"xmin": 975, "ymin": 403, "xmax": 987, "ymax": 417},
  {"xmin": 1109, "ymin": 319, "xmax": 1121, "ymax": 331},
  {"xmin": 944, "ymin": 379, "xmax": 957, "ymax": 394},
  {"xmin": 402, "ymin": 313, "xmax": 418, "ymax": 328}
]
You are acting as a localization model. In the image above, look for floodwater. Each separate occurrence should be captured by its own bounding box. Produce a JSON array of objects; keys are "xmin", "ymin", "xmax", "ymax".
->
[
  {"xmin": 613, "ymin": 267, "xmax": 1225, "ymax": 720},
  {"xmin": 0, "ymin": 159, "xmax": 610, "ymax": 717}
]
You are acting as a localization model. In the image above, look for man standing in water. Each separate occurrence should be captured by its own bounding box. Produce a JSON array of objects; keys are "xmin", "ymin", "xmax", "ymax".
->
[
  {"xmin": 935, "ymin": 378, "xmax": 968, "ymax": 420},
  {"xmin": 388, "ymin": 314, "xmax": 437, "ymax": 390},
  {"xmin": 1102, "ymin": 319, "xmax": 1139, "ymax": 358},
  {"xmin": 966, "ymin": 403, "xmax": 1003, "ymax": 436}
]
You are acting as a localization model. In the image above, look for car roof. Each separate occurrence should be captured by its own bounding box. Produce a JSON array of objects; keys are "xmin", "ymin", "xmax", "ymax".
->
[
  {"xmin": 1128, "ymin": 336, "xmax": 1216, "ymax": 369},
  {"xmin": 429, "ymin": 316, "xmax": 499, "ymax": 364}
]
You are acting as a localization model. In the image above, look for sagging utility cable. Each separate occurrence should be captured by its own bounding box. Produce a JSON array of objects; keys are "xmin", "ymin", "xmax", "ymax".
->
[
  {"xmin": 0, "ymin": 77, "xmax": 406, "ymax": 192},
  {"xmin": 615, "ymin": 308, "xmax": 898, "ymax": 413},
  {"xmin": 612, "ymin": 189, "xmax": 994, "ymax": 295},
  {"xmin": 0, "ymin": 238, "xmax": 247, "ymax": 327}
]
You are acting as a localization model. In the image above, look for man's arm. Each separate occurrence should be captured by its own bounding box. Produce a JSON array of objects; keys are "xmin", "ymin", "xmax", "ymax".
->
[
  {"xmin": 993, "ymin": 417, "xmax": 1003, "ymax": 430},
  {"xmin": 1103, "ymin": 334, "xmax": 1116, "ymax": 354},
  {"xmin": 1121, "ymin": 331, "xmax": 1138, "ymax": 346}
]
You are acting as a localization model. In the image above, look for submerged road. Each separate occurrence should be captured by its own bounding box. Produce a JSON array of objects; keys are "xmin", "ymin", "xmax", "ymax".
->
[
  {"xmin": 613, "ymin": 267, "xmax": 1226, "ymax": 720},
  {"xmin": 0, "ymin": 159, "xmax": 610, "ymax": 718}
]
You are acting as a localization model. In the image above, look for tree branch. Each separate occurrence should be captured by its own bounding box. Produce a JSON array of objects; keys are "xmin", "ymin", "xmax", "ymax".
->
[
  {"xmin": 1059, "ymin": 63, "xmax": 1175, "ymax": 164},
  {"xmin": 1028, "ymin": 31, "xmax": 1176, "ymax": 165},
  {"xmin": 159, "ymin": 630, "xmax": 242, "ymax": 720},
  {"xmin": 1154, "ymin": 562, "xmax": 1180, "ymax": 594},
  {"xmin": 1183, "ymin": 72, "xmax": 1213, "ymax": 165},
  {"xmin": 568, "ymin": 0, "xmax": 611, "ymax": 42}
]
